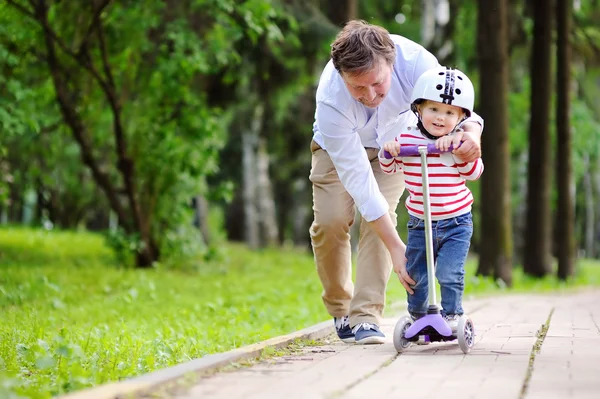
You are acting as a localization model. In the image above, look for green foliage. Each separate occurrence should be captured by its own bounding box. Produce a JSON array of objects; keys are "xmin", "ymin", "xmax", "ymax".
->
[
  {"xmin": 0, "ymin": 227, "xmax": 327, "ymax": 397},
  {"xmin": 451, "ymin": 0, "xmax": 478, "ymax": 68},
  {"xmin": 0, "ymin": 0, "xmax": 310, "ymax": 262},
  {"xmin": 359, "ymin": 1, "xmax": 421, "ymax": 41}
]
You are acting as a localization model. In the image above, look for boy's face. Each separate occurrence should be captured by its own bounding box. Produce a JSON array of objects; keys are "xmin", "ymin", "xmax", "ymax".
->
[
  {"xmin": 418, "ymin": 100, "xmax": 465, "ymax": 137},
  {"xmin": 342, "ymin": 60, "xmax": 392, "ymax": 109}
]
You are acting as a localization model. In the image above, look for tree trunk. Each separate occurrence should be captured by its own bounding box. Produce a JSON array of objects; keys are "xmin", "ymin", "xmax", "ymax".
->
[
  {"xmin": 476, "ymin": 0, "xmax": 513, "ymax": 285},
  {"xmin": 589, "ymin": 158, "xmax": 600, "ymax": 259},
  {"xmin": 595, "ymin": 156, "xmax": 600, "ymax": 258},
  {"xmin": 291, "ymin": 178, "xmax": 310, "ymax": 248},
  {"xmin": 555, "ymin": 0, "xmax": 575, "ymax": 279},
  {"xmin": 513, "ymin": 151, "xmax": 528, "ymax": 264},
  {"xmin": 421, "ymin": 0, "xmax": 457, "ymax": 64},
  {"xmin": 194, "ymin": 195, "xmax": 211, "ymax": 246},
  {"xmin": 8, "ymin": 182, "xmax": 23, "ymax": 223},
  {"xmin": 242, "ymin": 104, "xmax": 262, "ymax": 250},
  {"xmin": 27, "ymin": 0, "xmax": 158, "ymax": 267},
  {"xmin": 86, "ymin": 208, "xmax": 111, "ymax": 231},
  {"xmin": 324, "ymin": 0, "xmax": 357, "ymax": 26},
  {"xmin": 583, "ymin": 153, "xmax": 595, "ymax": 257},
  {"xmin": 523, "ymin": 0, "xmax": 553, "ymax": 277},
  {"xmin": 256, "ymin": 137, "xmax": 279, "ymax": 246},
  {"xmin": 508, "ymin": 0, "xmax": 529, "ymax": 55}
]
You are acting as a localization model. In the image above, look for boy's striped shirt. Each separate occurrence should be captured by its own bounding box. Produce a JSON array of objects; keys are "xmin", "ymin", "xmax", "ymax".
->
[{"xmin": 379, "ymin": 127, "xmax": 484, "ymax": 221}]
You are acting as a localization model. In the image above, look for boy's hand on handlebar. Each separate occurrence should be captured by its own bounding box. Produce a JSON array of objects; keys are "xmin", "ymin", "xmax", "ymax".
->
[
  {"xmin": 383, "ymin": 141, "xmax": 401, "ymax": 157},
  {"xmin": 435, "ymin": 135, "xmax": 454, "ymax": 152}
]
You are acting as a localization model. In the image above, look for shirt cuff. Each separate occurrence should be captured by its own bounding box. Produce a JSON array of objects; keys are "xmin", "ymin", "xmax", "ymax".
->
[
  {"xmin": 378, "ymin": 147, "xmax": 388, "ymax": 160},
  {"xmin": 358, "ymin": 191, "xmax": 390, "ymax": 222}
]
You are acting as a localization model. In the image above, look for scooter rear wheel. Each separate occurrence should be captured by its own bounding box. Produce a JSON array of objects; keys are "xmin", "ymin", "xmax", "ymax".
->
[{"xmin": 457, "ymin": 315, "xmax": 475, "ymax": 354}]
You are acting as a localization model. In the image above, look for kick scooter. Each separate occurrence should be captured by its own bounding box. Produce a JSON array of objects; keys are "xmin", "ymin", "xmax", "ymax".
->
[{"xmin": 384, "ymin": 144, "xmax": 475, "ymax": 354}]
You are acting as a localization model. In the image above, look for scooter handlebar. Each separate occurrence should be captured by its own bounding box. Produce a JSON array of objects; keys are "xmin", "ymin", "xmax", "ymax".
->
[{"xmin": 382, "ymin": 143, "xmax": 457, "ymax": 159}]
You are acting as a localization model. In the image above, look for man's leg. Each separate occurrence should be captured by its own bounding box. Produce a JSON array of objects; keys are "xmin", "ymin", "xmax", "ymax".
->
[
  {"xmin": 350, "ymin": 148, "xmax": 405, "ymax": 327},
  {"xmin": 309, "ymin": 141, "xmax": 356, "ymax": 318}
]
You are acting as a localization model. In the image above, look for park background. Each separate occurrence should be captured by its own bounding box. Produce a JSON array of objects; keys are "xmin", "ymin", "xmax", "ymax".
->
[{"xmin": 1, "ymin": 0, "xmax": 600, "ymax": 397}]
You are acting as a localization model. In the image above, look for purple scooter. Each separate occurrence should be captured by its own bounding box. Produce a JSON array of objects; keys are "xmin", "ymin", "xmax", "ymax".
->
[{"xmin": 384, "ymin": 144, "xmax": 475, "ymax": 354}]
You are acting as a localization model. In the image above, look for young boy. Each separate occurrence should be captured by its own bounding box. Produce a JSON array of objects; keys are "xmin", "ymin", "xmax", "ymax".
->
[{"xmin": 379, "ymin": 66, "xmax": 484, "ymax": 331}]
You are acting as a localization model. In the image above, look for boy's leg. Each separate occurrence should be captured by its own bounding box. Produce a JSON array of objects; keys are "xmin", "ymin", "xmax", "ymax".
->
[
  {"xmin": 405, "ymin": 216, "xmax": 429, "ymax": 317},
  {"xmin": 349, "ymin": 148, "xmax": 405, "ymax": 327},
  {"xmin": 309, "ymin": 141, "xmax": 356, "ymax": 317},
  {"xmin": 435, "ymin": 213, "xmax": 473, "ymax": 316}
]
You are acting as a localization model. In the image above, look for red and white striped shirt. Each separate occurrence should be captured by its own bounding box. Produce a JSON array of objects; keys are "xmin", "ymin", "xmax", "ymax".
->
[{"xmin": 379, "ymin": 127, "xmax": 484, "ymax": 221}]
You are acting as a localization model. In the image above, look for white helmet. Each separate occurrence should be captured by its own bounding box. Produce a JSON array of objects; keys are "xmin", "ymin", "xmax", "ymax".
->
[{"xmin": 410, "ymin": 66, "xmax": 475, "ymax": 117}]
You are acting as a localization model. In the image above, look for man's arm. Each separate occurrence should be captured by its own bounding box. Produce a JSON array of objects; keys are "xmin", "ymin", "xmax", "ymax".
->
[
  {"xmin": 316, "ymin": 102, "xmax": 389, "ymax": 222},
  {"xmin": 451, "ymin": 121, "xmax": 482, "ymax": 163},
  {"xmin": 369, "ymin": 213, "xmax": 415, "ymax": 294}
]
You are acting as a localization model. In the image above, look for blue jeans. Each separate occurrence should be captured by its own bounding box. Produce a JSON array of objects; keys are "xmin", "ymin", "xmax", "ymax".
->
[{"xmin": 405, "ymin": 212, "xmax": 473, "ymax": 317}]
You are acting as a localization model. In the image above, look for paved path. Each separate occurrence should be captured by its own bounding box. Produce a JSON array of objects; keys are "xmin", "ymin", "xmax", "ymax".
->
[{"xmin": 160, "ymin": 290, "xmax": 599, "ymax": 399}]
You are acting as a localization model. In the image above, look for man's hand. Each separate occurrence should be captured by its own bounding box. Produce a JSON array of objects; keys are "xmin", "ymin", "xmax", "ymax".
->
[
  {"xmin": 452, "ymin": 122, "xmax": 482, "ymax": 162},
  {"xmin": 368, "ymin": 214, "xmax": 415, "ymax": 294},
  {"xmin": 391, "ymin": 248, "xmax": 415, "ymax": 295}
]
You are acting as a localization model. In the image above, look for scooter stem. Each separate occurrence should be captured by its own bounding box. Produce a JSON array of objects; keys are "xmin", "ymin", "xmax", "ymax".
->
[{"xmin": 419, "ymin": 146, "xmax": 438, "ymax": 307}]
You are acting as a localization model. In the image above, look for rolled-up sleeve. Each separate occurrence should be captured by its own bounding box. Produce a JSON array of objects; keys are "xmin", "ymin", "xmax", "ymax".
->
[
  {"xmin": 316, "ymin": 102, "xmax": 389, "ymax": 222},
  {"xmin": 461, "ymin": 111, "xmax": 485, "ymax": 132}
]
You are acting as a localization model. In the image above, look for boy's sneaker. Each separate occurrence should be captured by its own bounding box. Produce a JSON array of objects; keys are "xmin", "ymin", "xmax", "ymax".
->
[
  {"xmin": 334, "ymin": 316, "xmax": 355, "ymax": 343},
  {"xmin": 445, "ymin": 314, "xmax": 460, "ymax": 334},
  {"xmin": 353, "ymin": 322, "xmax": 385, "ymax": 344}
]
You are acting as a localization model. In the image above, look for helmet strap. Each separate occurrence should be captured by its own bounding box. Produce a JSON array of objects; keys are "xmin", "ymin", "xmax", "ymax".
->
[
  {"xmin": 416, "ymin": 120, "xmax": 438, "ymax": 140},
  {"xmin": 413, "ymin": 107, "xmax": 439, "ymax": 140}
]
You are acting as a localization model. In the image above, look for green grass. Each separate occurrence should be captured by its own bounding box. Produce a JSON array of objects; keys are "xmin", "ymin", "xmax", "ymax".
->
[{"xmin": 0, "ymin": 227, "xmax": 598, "ymax": 398}]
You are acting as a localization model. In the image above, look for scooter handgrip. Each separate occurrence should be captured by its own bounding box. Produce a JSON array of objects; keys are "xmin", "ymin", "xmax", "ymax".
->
[{"xmin": 382, "ymin": 143, "xmax": 456, "ymax": 159}]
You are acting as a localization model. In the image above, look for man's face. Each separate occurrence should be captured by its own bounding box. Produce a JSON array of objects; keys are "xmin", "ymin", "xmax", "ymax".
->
[{"xmin": 342, "ymin": 61, "xmax": 392, "ymax": 108}]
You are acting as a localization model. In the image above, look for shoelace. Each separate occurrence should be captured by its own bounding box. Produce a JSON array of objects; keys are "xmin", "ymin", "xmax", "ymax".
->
[
  {"xmin": 352, "ymin": 322, "xmax": 376, "ymax": 334},
  {"xmin": 335, "ymin": 316, "xmax": 350, "ymax": 330}
]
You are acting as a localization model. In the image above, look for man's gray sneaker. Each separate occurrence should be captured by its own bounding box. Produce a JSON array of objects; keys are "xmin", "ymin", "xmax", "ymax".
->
[
  {"xmin": 353, "ymin": 322, "xmax": 385, "ymax": 344},
  {"xmin": 334, "ymin": 316, "xmax": 355, "ymax": 343}
]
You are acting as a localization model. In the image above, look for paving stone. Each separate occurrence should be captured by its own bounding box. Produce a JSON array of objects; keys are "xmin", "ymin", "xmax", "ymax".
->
[
  {"xmin": 525, "ymin": 291, "xmax": 600, "ymax": 399},
  {"xmin": 165, "ymin": 291, "xmax": 599, "ymax": 399}
]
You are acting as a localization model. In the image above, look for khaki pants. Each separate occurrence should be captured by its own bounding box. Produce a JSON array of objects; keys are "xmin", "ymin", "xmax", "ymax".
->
[{"xmin": 309, "ymin": 140, "xmax": 405, "ymax": 327}]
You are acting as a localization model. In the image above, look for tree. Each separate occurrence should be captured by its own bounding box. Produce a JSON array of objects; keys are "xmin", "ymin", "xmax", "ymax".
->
[
  {"xmin": 476, "ymin": 0, "xmax": 513, "ymax": 284},
  {"xmin": 523, "ymin": 0, "xmax": 554, "ymax": 277},
  {"xmin": 220, "ymin": 0, "xmax": 337, "ymax": 248},
  {"xmin": 420, "ymin": 0, "xmax": 460, "ymax": 64},
  {"xmin": 555, "ymin": 0, "xmax": 575, "ymax": 279},
  {"xmin": 1, "ymin": 0, "xmax": 282, "ymax": 266},
  {"xmin": 323, "ymin": 0, "xmax": 357, "ymax": 26}
]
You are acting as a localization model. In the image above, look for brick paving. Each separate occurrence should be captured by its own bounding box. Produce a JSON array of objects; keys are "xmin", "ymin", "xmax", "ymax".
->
[{"xmin": 155, "ymin": 291, "xmax": 599, "ymax": 399}]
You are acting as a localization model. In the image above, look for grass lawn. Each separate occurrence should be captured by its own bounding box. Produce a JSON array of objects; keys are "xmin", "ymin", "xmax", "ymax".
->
[{"xmin": 1, "ymin": 227, "xmax": 598, "ymax": 398}]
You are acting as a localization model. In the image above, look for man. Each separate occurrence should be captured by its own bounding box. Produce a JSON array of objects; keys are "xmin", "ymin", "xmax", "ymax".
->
[{"xmin": 309, "ymin": 20, "xmax": 483, "ymax": 344}]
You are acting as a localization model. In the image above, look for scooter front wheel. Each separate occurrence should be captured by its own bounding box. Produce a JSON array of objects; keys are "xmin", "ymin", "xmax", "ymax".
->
[
  {"xmin": 393, "ymin": 316, "xmax": 413, "ymax": 353},
  {"xmin": 457, "ymin": 315, "xmax": 475, "ymax": 354}
]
